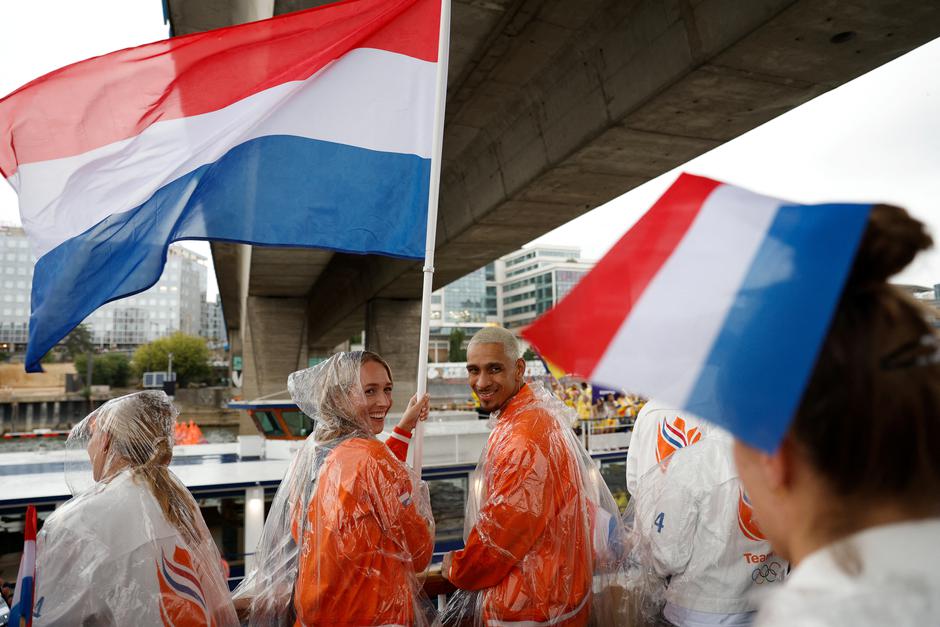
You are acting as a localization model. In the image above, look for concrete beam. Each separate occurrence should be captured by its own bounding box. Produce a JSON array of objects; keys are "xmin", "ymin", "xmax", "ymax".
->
[
  {"xmin": 173, "ymin": 0, "xmax": 940, "ymax": 365},
  {"xmin": 247, "ymin": 247, "xmax": 333, "ymax": 297},
  {"xmin": 296, "ymin": 0, "xmax": 940, "ymax": 350},
  {"xmin": 209, "ymin": 242, "xmax": 245, "ymax": 331}
]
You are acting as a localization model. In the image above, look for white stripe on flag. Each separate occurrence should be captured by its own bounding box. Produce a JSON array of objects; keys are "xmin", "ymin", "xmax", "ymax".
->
[
  {"xmin": 13, "ymin": 47, "xmax": 436, "ymax": 258},
  {"xmin": 11, "ymin": 539, "xmax": 35, "ymax": 607},
  {"xmin": 592, "ymin": 184, "xmax": 782, "ymax": 405}
]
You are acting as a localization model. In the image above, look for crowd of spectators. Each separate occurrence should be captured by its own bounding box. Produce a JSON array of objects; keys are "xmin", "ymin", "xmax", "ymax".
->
[{"xmin": 548, "ymin": 379, "xmax": 645, "ymax": 433}]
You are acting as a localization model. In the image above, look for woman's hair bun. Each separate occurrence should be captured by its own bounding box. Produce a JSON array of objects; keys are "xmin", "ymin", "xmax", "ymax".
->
[{"xmin": 847, "ymin": 204, "xmax": 933, "ymax": 287}]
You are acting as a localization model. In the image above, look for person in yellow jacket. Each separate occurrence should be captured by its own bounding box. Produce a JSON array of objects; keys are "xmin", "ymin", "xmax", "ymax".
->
[
  {"xmin": 442, "ymin": 327, "xmax": 625, "ymax": 626},
  {"xmin": 562, "ymin": 386, "xmax": 577, "ymax": 410},
  {"xmin": 575, "ymin": 388, "xmax": 593, "ymax": 432},
  {"xmin": 235, "ymin": 352, "xmax": 434, "ymax": 626}
]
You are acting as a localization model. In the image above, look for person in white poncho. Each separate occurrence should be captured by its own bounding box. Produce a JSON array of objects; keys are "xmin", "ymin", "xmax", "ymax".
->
[{"xmin": 33, "ymin": 391, "xmax": 236, "ymax": 627}]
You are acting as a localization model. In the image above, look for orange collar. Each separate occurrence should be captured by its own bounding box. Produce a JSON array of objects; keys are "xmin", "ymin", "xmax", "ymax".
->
[{"xmin": 499, "ymin": 382, "xmax": 535, "ymax": 418}]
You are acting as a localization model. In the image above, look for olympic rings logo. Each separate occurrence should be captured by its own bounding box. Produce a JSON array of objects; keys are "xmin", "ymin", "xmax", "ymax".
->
[{"xmin": 751, "ymin": 561, "xmax": 782, "ymax": 584}]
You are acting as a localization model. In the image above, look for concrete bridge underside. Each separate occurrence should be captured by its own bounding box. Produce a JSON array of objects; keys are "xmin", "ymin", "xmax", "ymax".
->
[{"xmin": 168, "ymin": 0, "xmax": 940, "ymax": 411}]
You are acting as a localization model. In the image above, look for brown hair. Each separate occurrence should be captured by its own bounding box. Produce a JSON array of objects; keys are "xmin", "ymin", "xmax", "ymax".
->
[
  {"xmin": 357, "ymin": 350, "xmax": 392, "ymax": 381},
  {"xmin": 104, "ymin": 393, "xmax": 201, "ymax": 546},
  {"xmin": 791, "ymin": 204, "xmax": 940, "ymax": 510}
]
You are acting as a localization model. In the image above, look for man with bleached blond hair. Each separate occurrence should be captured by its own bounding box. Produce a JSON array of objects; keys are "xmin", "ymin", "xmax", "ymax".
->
[{"xmin": 442, "ymin": 326, "xmax": 616, "ymax": 626}]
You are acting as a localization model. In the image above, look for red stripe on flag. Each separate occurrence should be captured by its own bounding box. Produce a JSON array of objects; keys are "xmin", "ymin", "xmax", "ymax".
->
[
  {"xmin": 522, "ymin": 174, "xmax": 721, "ymax": 378},
  {"xmin": 23, "ymin": 505, "xmax": 36, "ymax": 542},
  {"xmin": 0, "ymin": 0, "xmax": 439, "ymax": 176}
]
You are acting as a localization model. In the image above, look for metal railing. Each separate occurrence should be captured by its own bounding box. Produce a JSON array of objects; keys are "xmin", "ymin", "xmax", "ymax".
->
[{"xmin": 576, "ymin": 417, "xmax": 632, "ymax": 452}]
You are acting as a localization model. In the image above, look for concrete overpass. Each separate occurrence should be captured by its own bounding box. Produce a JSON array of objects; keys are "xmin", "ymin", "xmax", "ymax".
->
[{"xmin": 168, "ymin": 0, "xmax": 940, "ymax": 412}]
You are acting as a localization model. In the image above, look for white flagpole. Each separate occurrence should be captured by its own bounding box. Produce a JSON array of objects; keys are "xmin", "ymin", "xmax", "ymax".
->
[{"xmin": 413, "ymin": 0, "xmax": 451, "ymax": 476}]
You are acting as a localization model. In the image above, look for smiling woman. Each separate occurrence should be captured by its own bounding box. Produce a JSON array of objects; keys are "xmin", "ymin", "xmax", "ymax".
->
[
  {"xmin": 234, "ymin": 351, "xmax": 436, "ymax": 626},
  {"xmin": 362, "ymin": 356, "xmax": 394, "ymax": 432}
]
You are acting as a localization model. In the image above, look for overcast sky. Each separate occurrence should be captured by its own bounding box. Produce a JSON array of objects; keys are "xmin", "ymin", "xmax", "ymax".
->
[
  {"xmin": 2, "ymin": 2, "xmax": 939, "ymax": 303},
  {"xmin": 531, "ymin": 36, "xmax": 940, "ymax": 290}
]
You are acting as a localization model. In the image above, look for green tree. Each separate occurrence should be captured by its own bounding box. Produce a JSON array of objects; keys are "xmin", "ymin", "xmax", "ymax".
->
[
  {"xmin": 448, "ymin": 328, "xmax": 467, "ymax": 362},
  {"xmin": 63, "ymin": 324, "xmax": 94, "ymax": 361},
  {"xmin": 75, "ymin": 353, "xmax": 131, "ymax": 387},
  {"xmin": 132, "ymin": 333, "xmax": 211, "ymax": 387}
]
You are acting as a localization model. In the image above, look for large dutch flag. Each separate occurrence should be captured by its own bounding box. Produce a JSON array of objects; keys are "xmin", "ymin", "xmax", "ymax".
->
[
  {"xmin": 522, "ymin": 174, "xmax": 872, "ymax": 451},
  {"xmin": 0, "ymin": 0, "xmax": 442, "ymax": 372}
]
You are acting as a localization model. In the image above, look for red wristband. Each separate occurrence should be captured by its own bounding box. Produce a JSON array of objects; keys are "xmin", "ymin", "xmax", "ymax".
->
[{"xmin": 393, "ymin": 425, "xmax": 413, "ymax": 439}]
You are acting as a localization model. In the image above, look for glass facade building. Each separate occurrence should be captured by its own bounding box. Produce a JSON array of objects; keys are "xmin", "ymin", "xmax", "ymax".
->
[
  {"xmin": 0, "ymin": 224, "xmax": 211, "ymax": 352},
  {"xmin": 0, "ymin": 227, "xmax": 35, "ymax": 346},
  {"xmin": 498, "ymin": 247, "xmax": 592, "ymax": 330},
  {"xmin": 201, "ymin": 294, "xmax": 227, "ymax": 347},
  {"xmin": 429, "ymin": 263, "xmax": 499, "ymax": 361},
  {"xmin": 86, "ymin": 245, "xmax": 208, "ymax": 348},
  {"xmin": 425, "ymin": 248, "xmax": 594, "ymax": 358}
]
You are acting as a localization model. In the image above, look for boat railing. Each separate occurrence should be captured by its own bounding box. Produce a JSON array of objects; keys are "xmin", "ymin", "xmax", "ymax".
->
[{"xmin": 577, "ymin": 417, "xmax": 633, "ymax": 452}]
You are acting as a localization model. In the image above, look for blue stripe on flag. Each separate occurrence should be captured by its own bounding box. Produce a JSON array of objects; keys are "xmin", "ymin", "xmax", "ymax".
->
[
  {"xmin": 9, "ymin": 574, "xmax": 33, "ymax": 626},
  {"xmin": 684, "ymin": 202, "xmax": 871, "ymax": 451},
  {"xmin": 26, "ymin": 135, "xmax": 431, "ymax": 371}
]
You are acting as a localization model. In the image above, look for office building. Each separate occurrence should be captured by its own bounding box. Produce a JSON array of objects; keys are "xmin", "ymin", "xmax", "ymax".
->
[{"xmin": 497, "ymin": 246, "xmax": 592, "ymax": 330}]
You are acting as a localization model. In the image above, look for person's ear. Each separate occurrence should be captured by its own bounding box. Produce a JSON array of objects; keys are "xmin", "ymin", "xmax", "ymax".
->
[
  {"xmin": 515, "ymin": 358, "xmax": 526, "ymax": 383},
  {"xmin": 762, "ymin": 436, "xmax": 797, "ymax": 493}
]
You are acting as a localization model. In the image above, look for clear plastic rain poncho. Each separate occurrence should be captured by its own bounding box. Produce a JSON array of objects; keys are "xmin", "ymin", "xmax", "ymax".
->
[
  {"xmin": 234, "ymin": 352, "xmax": 436, "ymax": 626},
  {"xmin": 33, "ymin": 391, "xmax": 237, "ymax": 626},
  {"xmin": 441, "ymin": 381, "xmax": 629, "ymax": 626},
  {"xmin": 622, "ymin": 431, "xmax": 787, "ymax": 625}
]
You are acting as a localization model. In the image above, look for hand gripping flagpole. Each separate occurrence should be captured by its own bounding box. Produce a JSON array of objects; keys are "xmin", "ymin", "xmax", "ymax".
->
[{"xmin": 413, "ymin": 0, "xmax": 451, "ymax": 476}]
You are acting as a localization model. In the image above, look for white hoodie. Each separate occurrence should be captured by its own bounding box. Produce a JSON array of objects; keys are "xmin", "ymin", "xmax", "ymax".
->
[
  {"xmin": 755, "ymin": 519, "xmax": 940, "ymax": 626},
  {"xmin": 34, "ymin": 470, "xmax": 236, "ymax": 626}
]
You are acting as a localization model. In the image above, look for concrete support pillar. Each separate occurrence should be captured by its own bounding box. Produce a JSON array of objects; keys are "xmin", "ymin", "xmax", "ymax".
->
[
  {"xmin": 365, "ymin": 298, "xmax": 423, "ymax": 414},
  {"xmin": 239, "ymin": 296, "xmax": 308, "ymax": 433},
  {"xmin": 242, "ymin": 296, "xmax": 309, "ymax": 400},
  {"xmin": 243, "ymin": 486, "xmax": 265, "ymax": 572}
]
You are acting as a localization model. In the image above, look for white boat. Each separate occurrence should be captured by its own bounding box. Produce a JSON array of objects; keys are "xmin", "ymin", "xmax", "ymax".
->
[{"xmin": 0, "ymin": 400, "xmax": 631, "ymax": 586}]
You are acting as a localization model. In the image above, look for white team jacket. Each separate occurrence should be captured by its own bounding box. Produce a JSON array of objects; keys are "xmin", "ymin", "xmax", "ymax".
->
[
  {"xmin": 34, "ymin": 470, "xmax": 235, "ymax": 626},
  {"xmin": 628, "ymin": 406, "xmax": 785, "ymax": 619},
  {"xmin": 626, "ymin": 399, "xmax": 712, "ymax": 497}
]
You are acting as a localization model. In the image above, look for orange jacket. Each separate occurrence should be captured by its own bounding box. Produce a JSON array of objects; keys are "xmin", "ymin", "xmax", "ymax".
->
[
  {"xmin": 294, "ymin": 437, "xmax": 433, "ymax": 626},
  {"xmin": 448, "ymin": 385, "xmax": 592, "ymax": 626}
]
